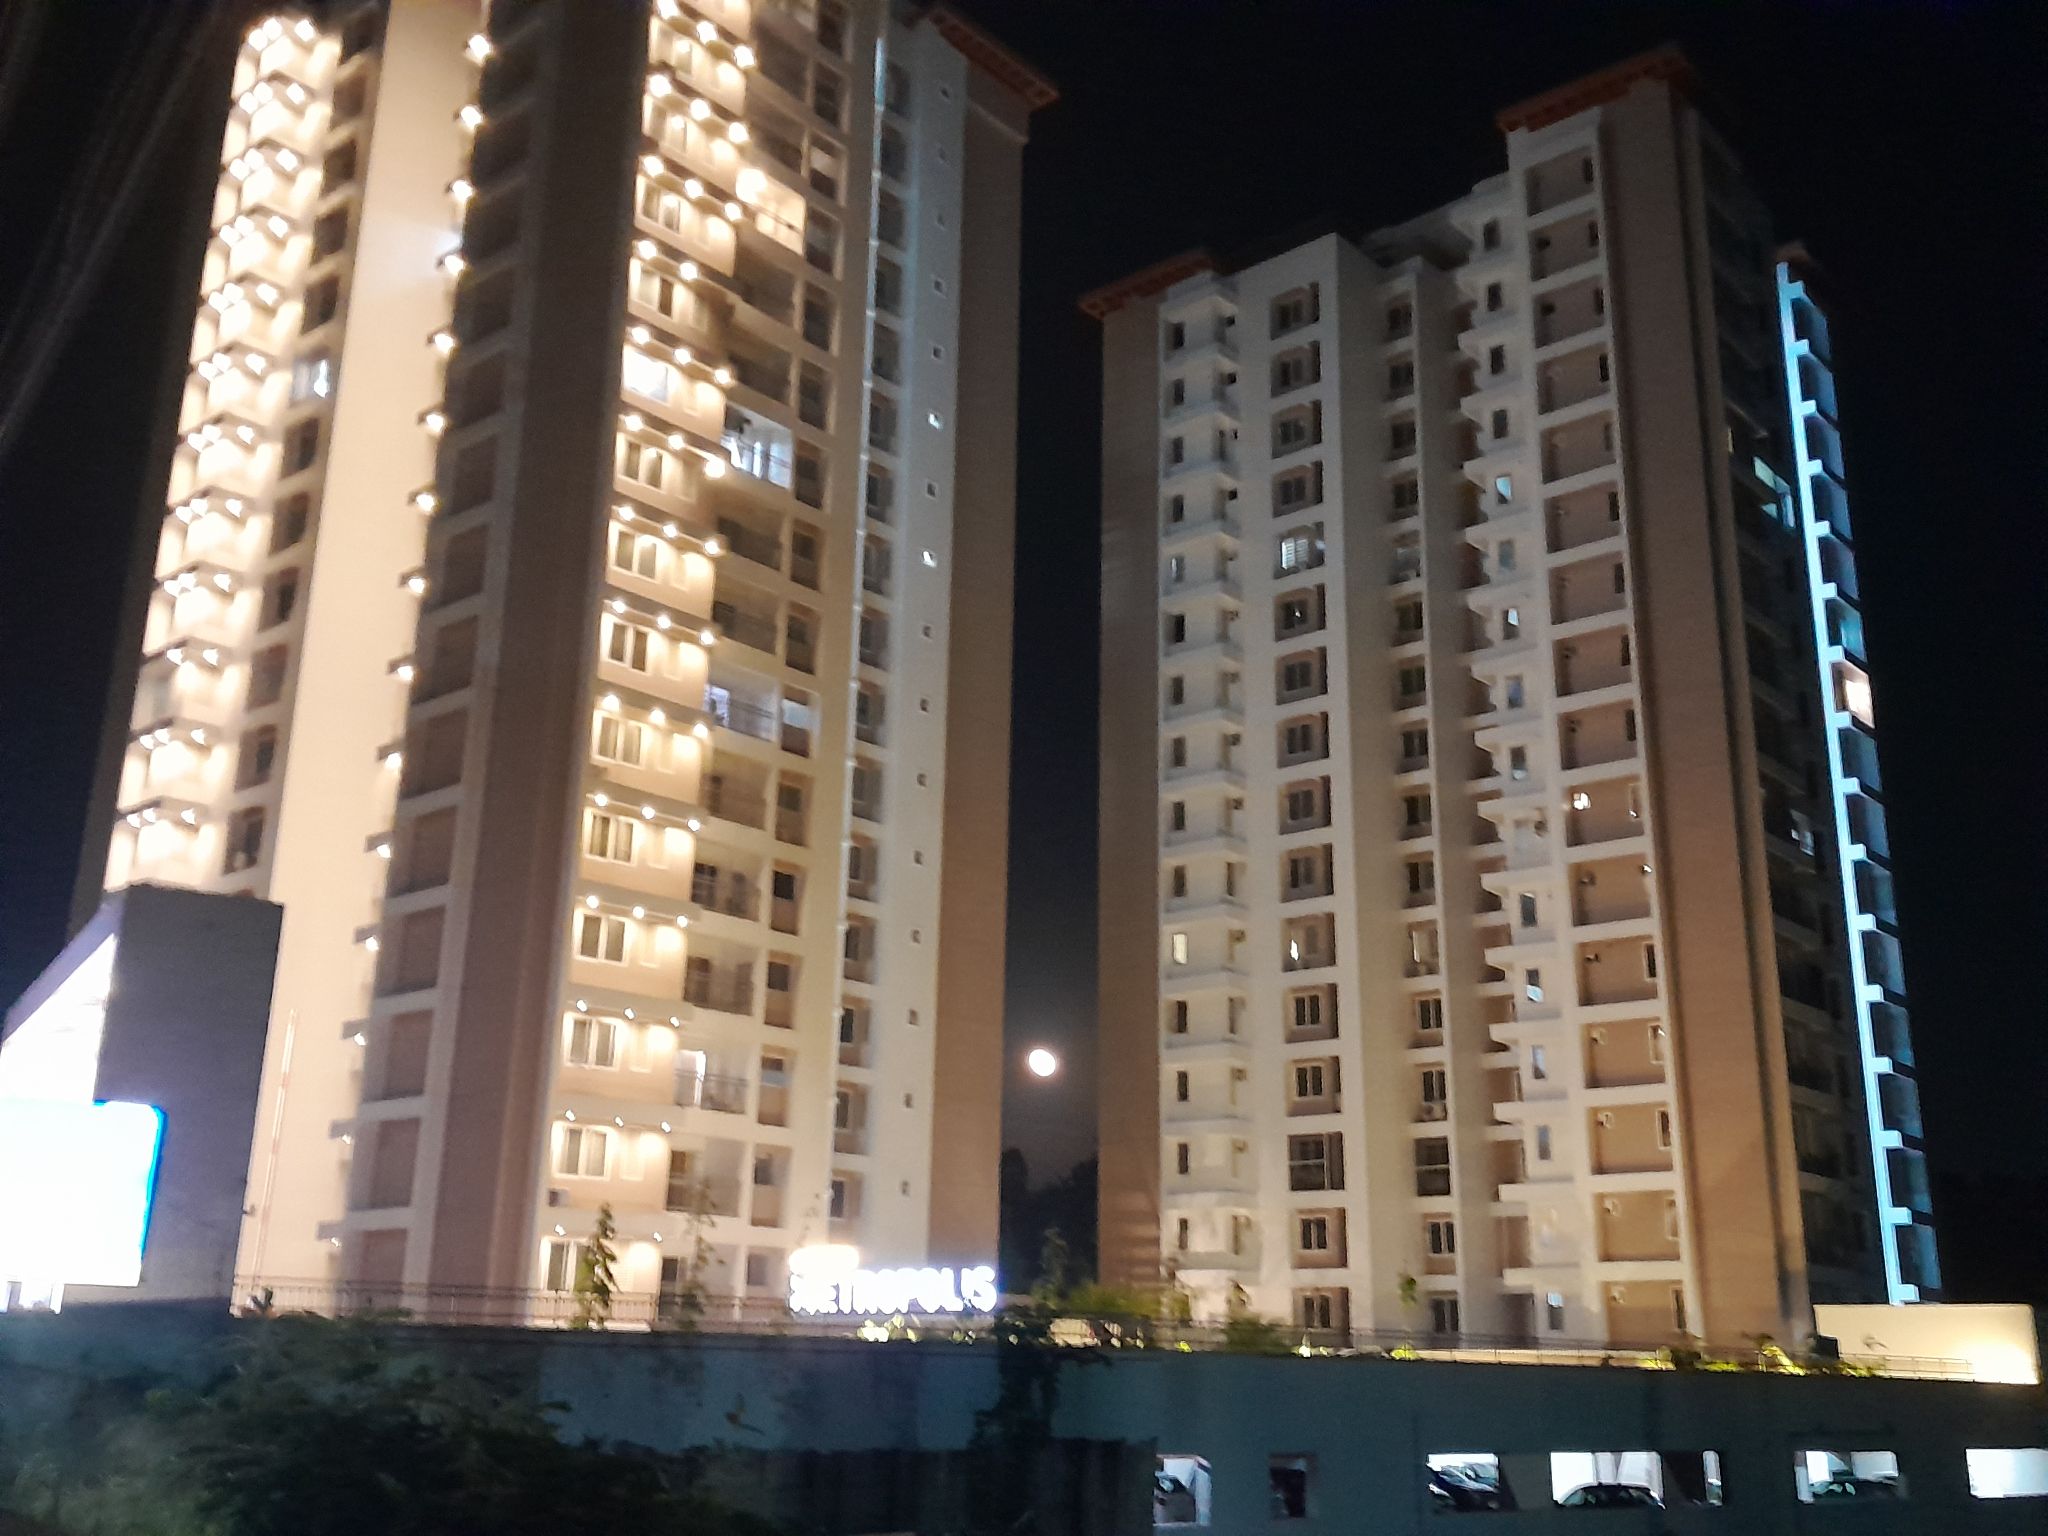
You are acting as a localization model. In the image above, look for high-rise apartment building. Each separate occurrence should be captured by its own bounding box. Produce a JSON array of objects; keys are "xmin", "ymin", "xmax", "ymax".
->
[
  {"xmin": 1091, "ymin": 51, "xmax": 1933, "ymax": 1348},
  {"xmin": 89, "ymin": 0, "xmax": 1049, "ymax": 1307}
]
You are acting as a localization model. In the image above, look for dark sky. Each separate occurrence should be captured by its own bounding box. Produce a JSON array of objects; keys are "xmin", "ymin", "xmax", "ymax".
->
[{"xmin": 2, "ymin": 2, "xmax": 2043, "ymax": 1294}]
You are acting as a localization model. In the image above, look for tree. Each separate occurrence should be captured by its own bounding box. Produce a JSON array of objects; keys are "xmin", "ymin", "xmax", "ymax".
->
[
  {"xmin": 658, "ymin": 1178, "xmax": 720, "ymax": 1331},
  {"xmin": 571, "ymin": 1203, "xmax": 621, "ymax": 1330},
  {"xmin": 2, "ymin": 1315, "xmax": 780, "ymax": 1536}
]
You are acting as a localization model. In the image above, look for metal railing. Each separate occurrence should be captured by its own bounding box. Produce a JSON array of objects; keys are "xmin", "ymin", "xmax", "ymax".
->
[{"xmin": 212, "ymin": 1283, "xmax": 1980, "ymax": 1380}]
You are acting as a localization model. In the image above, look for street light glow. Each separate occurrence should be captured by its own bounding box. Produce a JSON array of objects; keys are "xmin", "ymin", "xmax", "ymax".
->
[{"xmin": 1026, "ymin": 1048, "xmax": 1059, "ymax": 1079}]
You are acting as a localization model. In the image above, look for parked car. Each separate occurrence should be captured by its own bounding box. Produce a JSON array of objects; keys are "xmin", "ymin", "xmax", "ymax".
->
[
  {"xmin": 1153, "ymin": 1472, "xmax": 1198, "ymax": 1524},
  {"xmin": 1811, "ymin": 1475, "xmax": 1902, "ymax": 1501},
  {"xmin": 1558, "ymin": 1482, "xmax": 1663, "ymax": 1509},
  {"xmin": 1427, "ymin": 1464, "xmax": 1509, "ymax": 1511}
]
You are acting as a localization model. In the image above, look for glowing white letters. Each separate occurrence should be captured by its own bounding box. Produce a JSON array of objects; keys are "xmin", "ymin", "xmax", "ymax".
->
[{"xmin": 787, "ymin": 1243, "xmax": 998, "ymax": 1317}]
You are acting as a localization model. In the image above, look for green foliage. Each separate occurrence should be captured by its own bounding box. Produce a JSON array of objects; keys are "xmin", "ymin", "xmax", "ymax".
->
[
  {"xmin": 4, "ymin": 1315, "xmax": 778, "ymax": 1536},
  {"xmin": 657, "ymin": 1180, "xmax": 719, "ymax": 1332},
  {"xmin": 1219, "ymin": 1314, "xmax": 1290, "ymax": 1356},
  {"xmin": 570, "ymin": 1203, "xmax": 621, "ymax": 1330},
  {"xmin": 1396, "ymin": 1273, "xmax": 1420, "ymax": 1312}
]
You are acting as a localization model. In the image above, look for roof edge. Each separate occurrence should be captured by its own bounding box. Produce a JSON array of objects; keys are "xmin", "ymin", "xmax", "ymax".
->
[
  {"xmin": 1078, "ymin": 250, "xmax": 1220, "ymax": 320},
  {"xmin": 1495, "ymin": 45, "xmax": 1695, "ymax": 133},
  {"xmin": 922, "ymin": 6, "xmax": 1059, "ymax": 111}
]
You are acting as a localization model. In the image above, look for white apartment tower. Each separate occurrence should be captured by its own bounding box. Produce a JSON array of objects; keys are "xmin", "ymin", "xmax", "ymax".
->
[
  {"xmin": 90, "ymin": 0, "xmax": 1049, "ymax": 1307},
  {"xmin": 1092, "ymin": 51, "xmax": 1931, "ymax": 1348}
]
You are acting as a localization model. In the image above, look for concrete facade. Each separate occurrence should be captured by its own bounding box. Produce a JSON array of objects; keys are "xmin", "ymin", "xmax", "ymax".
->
[
  {"xmin": 1091, "ymin": 52, "xmax": 1925, "ymax": 1348},
  {"xmin": 2, "ymin": 1309, "xmax": 2044, "ymax": 1534},
  {"xmin": 81, "ymin": 0, "xmax": 1047, "ymax": 1310}
]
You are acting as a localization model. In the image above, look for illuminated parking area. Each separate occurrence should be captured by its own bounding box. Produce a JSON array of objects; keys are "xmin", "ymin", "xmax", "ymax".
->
[{"xmin": 1967, "ymin": 1448, "xmax": 2048, "ymax": 1502}]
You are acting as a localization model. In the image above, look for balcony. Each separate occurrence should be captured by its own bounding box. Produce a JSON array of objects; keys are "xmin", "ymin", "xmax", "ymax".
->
[
  {"xmin": 675, "ymin": 1069, "xmax": 749, "ymax": 1116},
  {"xmin": 721, "ymin": 406, "xmax": 794, "ymax": 490},
  {"xmin": 683, "ymin": 968, "xmax": 754, "ymax": 1015}
]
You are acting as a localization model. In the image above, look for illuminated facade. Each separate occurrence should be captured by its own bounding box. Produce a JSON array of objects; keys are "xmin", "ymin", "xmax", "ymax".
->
[
  {"xmin": 89, "ymin": 0, "xmax": 1048, "ymax": 1306},
  {"xmin": 1092, "ymin": 51, "xmax": 1931, "ymax": 1347},
  {"xmin": 1778, "ymin": 255, "xmax": 1936, "ymax": 1302}
]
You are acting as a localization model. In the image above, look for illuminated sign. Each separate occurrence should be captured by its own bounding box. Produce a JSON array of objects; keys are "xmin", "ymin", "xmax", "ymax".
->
[
  {"xmin": 787, "ymin": 1242, "xmax": 998, "ymax": 1317},
  {"xmin": 0, "ymin": 1100, "xmax": 164, "ymax": 1288}
]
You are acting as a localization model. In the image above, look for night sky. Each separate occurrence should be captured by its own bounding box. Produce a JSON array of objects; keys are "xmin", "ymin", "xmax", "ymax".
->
[{"xmin": 1, "ymin": 2, "xmax": 2042, "ymax": 1299}]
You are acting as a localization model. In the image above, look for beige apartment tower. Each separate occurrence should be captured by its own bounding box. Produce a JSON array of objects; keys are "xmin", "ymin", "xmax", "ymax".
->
[
  {"xmin": 90, "ymin": 0, "xmax": 1049, "ymax": 1306},
  {"xmin": 1092, "ymin": 52, "xmax": 1933, "ymax": 1349}
]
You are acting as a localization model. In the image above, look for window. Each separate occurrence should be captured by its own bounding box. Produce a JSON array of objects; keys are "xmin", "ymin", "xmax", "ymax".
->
[
  {"xmin": 1403, "ymin": 792, "xmax": 1431, "ymax": 828},
  {"xmin": 1644, "ymin": 941, "xmax": 1658, "ymax": 978},
  {"xmin": 1279, "ymin": 656, "xmax": 1319, "ymax": 696},
  {"xmin": 575, "ymin": 910, "xmax": 627, "ymax": 963},
  {"xmin": 1298, "ymin": 1215, "xmax": 1330, "ymax": 1252},
  {"xmin": 1491, "ymin": 408, "xmax": 1509, "ymax": 441},
  {"xmin": 222, "ymin": 806, "xmax": 265, "ymax": 874},
  {"xmin": 1168, "ymin": 800, "xmax": 1186, "ymax": 831},
  {"xmin": 1292, "ymin": 1061, "xmax": 1328, "ymax": 1100},
  {"xmin": 593, "ymin": 713, "xmax": 645, "ymax": 766},
  {"xmin": 1271, "ymin": 285, "xmax": 1317, "ymax": 334},
  {"xmin": 270, "ymin": 492, "xmax": 310, "ymax": 552},
  {"xmin": 259, "ymin": 570, "xmax": 300, "ymax": 630},
  {"xmin": 1174, "ymin": 1070, "xmax": 1190, "ymax": 1103},
  {"xmin": 1546, "ymin": 1291, "xmax": 1567, "ymax": 1331},
  {"xmin": 1170, "ymin": 932, "xmax": 1188, "ymax": 964},
  {"xmin": 1416, "ymin": 996, "xmax": 1443, "ymax": 1033},
  {"xmin": 1276, "ymin": 527, "xmax": 1322, "ymax": 573},
  {"xmin": 1390, "ymin": 476, "xmax": 1419, "ymax": 513},
  {"xmin": 585, "ymin": 811, "xmax": 637, "ymax": 863},
  {"xmin": 1394, "ymin": 599, "xmax": 1423, "ymax": 636},
  {"xmin": 621, "ymin": 440, "xmax": 667, "ymax": 490},
  {"xmin": 282, "ymin": 418, "xmax": 320, "ymax": 474},
  {"xmin": 1385, "ymin": 302, "xmax": 1412, "ymax": 339},
  {"xmin": 1274, "ymin": 464, "xmax": 1320, "ymax": 511},
  {"xmin": 1406, "ymin": 860, "xmax": 1434, "ymax": 897},
  {"xmin": 1165, "ymin": 320, "xmax": 1186, "ymax": 353},
  {"xmin": 1656, "ymin": 1109, "xmax": 1673, "ymax": 1149},
  {"xmin": 1494, "ymin": 473, "xmax": 1514, "ymax": 504},
  {"xmin": 1531, "ymin": 1044, "xmax": 1548, "ymax": 1081},
  {"xmin": 567, "ymin": 1014, "xmax": 619, "ymax": 1068},
  {"xmin": 1281, "ymin": 717, "xmax": 1322, "ymax": 760},
  {"xmin": 1288, "ymin": 1133, "xmax": 1339, "ymax": 1191},
  {"xmin": 1420, "ymin": 1068, "xmax": 1447, "ymax": 1110},
  {"xmin": 290, "ymin": 351, "xmax": 333, "ymax": 402},
  {"xmin": 604, "ymin": 618, "xmax": 651, "ymax": 671},
  {"xmin": 1169, "ymin": 1000, "xmax": 1188, "ymax": 1035},
  {"xmin": 1414, "ymin": 1137, "xmax": 1450, "ymax": 1195},
  {"xmin": 1397, "ymin": 665, "xmax": 1427, "ymax": 701},
  {"xmin": 1488, "ymin": 343, "xmax": 1506, "ymax": 376},
  {"xmin": 1272, "ymin": 344, "xmax": 1319, "ymax": 393},
  {"xmin": 1175, "ymin": 1142, "xmax": 1190, "ymax": 1176},
  {"xmin": 1429, "ymin": 1296, "xmax": 1461, "ymax": 1334},
  {"xmin": 1427, "ymin": 1217, "xmax": 1456, "ymax": 1256},
  {"xmin": 611, "ymin": 526, "xmax": 661, "ymax": 579},
  {"xmin": 234, "ymin": 726, "xmax": 278, "ymax": 789},
  {"xmin": 555, "ymin": 1124, "xmax": 610, "ymax": 1177},
  {"xmin": 1518, "ymin": 892, "xmax": 1538, "ymax": 928},
  {"xmin": 1284, "ymin": 785, "xmax": 1319, "ymax": 824},
  {"xmin": 302, "ymin": 275, "xmax": 339, "ymax": 330},
  {"xmin": 1269, "ymin": 1456, "xmax": 1311, "ymax": 1521},
  {"xmin": 1387, "ymin": 359, "xmax": 1414, "ymax": 395},
  {"xmin": 1165, "ymin": 493, "xmax": 1186, "ymax": 526},
  {"xmin": 543, "ymin": 1239, "xmax": 587, "ymax": 1292},
  {"xmin": 1508, "ymin": 745, "xmax": 1528, "ymax": 779},
  {"xmin": 1535, "ymin": 1124, "xmax": 1553, "ymax": 1161},
  {"xmin": 1485, "ymin": 282, "xmax": 1503, "ymax": 313},
  {"xmin": 1481, "ymin": 218, "xmax": 1501, "ymax": 251},
  {"xmin": 622, "ymin": 348, "xmax": 672, "ymax": 401},
  {"xmin": 1170, "ymin": 866, "xmax": 1187, "ymax": 898},
  {"xmin": 1401, "ymin": 727, "xmax": 1429, "ymax": 763},
  {"xmin": 1289, "ymin": 990, "xmax": 1324, "ymax": 1033},
  {"xmin": 1176, "ymin": 1217, "xmax": 1190, "ymax": 1251},
  {"xmin": 1388, "ymin": 419, "xmax": 1417, "ymax": 457}
]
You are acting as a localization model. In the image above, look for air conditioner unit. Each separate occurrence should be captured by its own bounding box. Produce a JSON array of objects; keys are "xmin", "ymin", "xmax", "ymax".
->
[{"xmin": 547, "ymin": 1187, "xmax": 568, "ymax": 1207}]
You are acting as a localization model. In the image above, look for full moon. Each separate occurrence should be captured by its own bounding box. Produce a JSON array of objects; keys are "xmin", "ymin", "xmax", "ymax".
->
[{"xmin": 1025, "ymin": 1048, "xmax": 1059, "ymax": 1078}]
